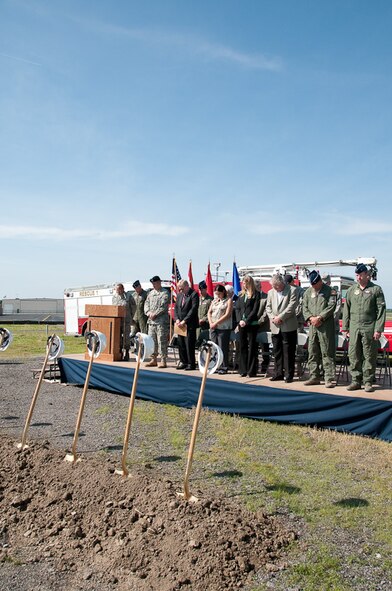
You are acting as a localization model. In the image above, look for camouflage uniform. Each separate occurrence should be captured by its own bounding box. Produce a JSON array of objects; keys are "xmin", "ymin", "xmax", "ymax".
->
[
  {"xmin": 342, "ymin": 281, "xmax": 386, "ymax": 386},
  {"xmin": 302, "ymin": 284, "xmax": 337, "ymax": 383},
  {"xmin": 132, "ymin": 289, "xmax": 148, "ymax": 335},
  {"xmin": 144, "ymin": 288, "xmax": 170, "ymax": 361},
  {"xmin": 112, "ymin": 292, "xmax": 133, "ymax": 350},
  {"xmin": 196, "ymin": 294, "xmax": 213, "ymax": 346}
]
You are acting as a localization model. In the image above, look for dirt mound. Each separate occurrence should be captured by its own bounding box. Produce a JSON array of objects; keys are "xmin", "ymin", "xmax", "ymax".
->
[{"xmin": 0, "ymin": 435, "xmax": 295, "ymax": 590}]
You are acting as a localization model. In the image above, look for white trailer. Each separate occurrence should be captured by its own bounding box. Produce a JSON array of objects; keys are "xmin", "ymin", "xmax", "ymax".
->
[{"xmin": 64, "ymin": 280, "xmax": 171, "ymax": 335}]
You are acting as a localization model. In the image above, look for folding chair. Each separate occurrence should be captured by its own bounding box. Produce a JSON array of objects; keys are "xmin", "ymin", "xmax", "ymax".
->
[
  {"xmin": 375, "ymin": 335, "xmax": 392, "ymax": 388},
  {"xmin": 336, "ymin": 334, "xmax": 349, "ymax": 385},
  {"xmin": 296, "ymin": 332, "xmax": 308, "ymax": 378}
]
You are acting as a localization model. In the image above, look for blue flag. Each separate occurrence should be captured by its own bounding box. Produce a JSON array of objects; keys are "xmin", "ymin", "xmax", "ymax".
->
[{"xmin": 232, "ymin": 261, "xmax": 241, "ymax": 296}]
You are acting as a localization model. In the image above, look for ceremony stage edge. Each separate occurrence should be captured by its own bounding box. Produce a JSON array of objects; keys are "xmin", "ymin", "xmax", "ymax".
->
[{"xmin": 58, "ymin": 355, "xmax": 392, "ymax": 443}]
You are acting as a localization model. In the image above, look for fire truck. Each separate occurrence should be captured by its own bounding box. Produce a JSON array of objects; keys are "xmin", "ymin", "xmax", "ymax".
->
[
  {"xmin": 238, "ymin": 256, "xmax": 391, "ymax": 345},
  {"xmin": 63, "ymin": 281, "xmax": 171, "ymax": 336},
  {"xmin": 238, "ymin": 256, "xmax": 378, "ymax": 295}
]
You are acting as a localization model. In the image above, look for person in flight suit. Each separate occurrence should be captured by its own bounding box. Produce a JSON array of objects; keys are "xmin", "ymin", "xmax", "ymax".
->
[
  {"xmin": 342, "ymin": 263, "xmax": 386, "ymax": 393},
  {"xmin": 302, "ymin": 270, "xmax": 337, "ymax": 388}
]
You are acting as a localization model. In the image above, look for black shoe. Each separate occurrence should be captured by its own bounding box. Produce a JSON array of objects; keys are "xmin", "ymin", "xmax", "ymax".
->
[
  {"xmin": 185, "ymin": 366, "xmax": 196, "ymax": 371},
  {"xmin": 123, "ymin": 351, "xmax": 130, "ymax": 362},
  {"xmin": 248, "ymin": 373, "xmax": 257, "ymax": 378},
  {"xmin": 270, "ymin": 375, "xmax": 284, "ymax": 381},
  {"xmin": 176, "ymin": 363, "xmax": 186, "ymax": 370},
  {"xmin": 285, "ymin": 378, "xmax": 293, "ymax": 383},
  {"xmin": 240, "ymin": 373, "xmax": 247, "ymax": 377}
]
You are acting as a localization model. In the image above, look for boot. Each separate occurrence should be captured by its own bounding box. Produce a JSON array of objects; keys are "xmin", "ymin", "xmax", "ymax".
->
[
  {"xmin": 145, "ymin": 358, "xmax": 158, "ymax": 367},
  {"xmin": 346, "ymin": 382, "xmax": 361, "ymax": 391},
  {"xmin": 304, "ymin": 378, "xmax": 320, "ymax": 386},
  {"xmin": 123, "ymin": 349, "xmax": 130, "ymax": 362}
]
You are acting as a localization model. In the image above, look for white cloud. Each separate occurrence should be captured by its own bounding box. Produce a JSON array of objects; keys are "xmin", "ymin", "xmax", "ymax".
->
[
  {"xmin": 0, "ymin": 52, "xmax": 41, "ymax": 66},
  {"xmin": 81, "ymin": 20, "xmax": 282, "ymax": 71},
  {"xmin": 0, "ymin": 221, "xmax": 188, "ymax": 240}
]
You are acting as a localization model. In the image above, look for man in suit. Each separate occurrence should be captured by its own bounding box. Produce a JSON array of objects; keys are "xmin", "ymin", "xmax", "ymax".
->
[
  {"xmin": 266, "ymin": 274, "xmax": 298, "ymax": 383},
  {"xmin": 174, "ymin": 279, "xmax": 200, "ymax": 370}
]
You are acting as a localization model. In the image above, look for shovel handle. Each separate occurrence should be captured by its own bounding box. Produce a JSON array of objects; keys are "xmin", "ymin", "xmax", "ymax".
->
[
  {"xmin": 19, "ymin": 335, "xmax": 55, "ymax": 450},
  {"xmin": 68, "ymin": 339, "xmax": 97, "ymax": 461},
  {"xmin": 183, "ymin": 346, "xmax": 211, "ymax": 500},
  {"xmin": 119, "ymin": 342, "xmax": 143, "ymax": 476}
]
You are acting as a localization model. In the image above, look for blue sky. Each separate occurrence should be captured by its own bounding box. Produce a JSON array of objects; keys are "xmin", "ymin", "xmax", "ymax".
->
[{"xmin": 1, "ymin": 0, "xmax": 391, "ymax": 300}]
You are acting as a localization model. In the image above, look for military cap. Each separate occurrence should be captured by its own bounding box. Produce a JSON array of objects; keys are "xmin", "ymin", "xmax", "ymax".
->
[
  {"xmin": 132, "ymin": 280, "xmax": 141, "ymax": 288},
  {"xmin": 150, "ymin": 275, "xmax": 161, "ymax": 283},
  {"xmin": 309, "ymin": 270, "xmax": 321, "ymax": 285},
  {"xmin": 198, "ymin": 280, "xmax": 207, "ymax": 289},
  {"xmin": 355, "ymin": 263, "xmax": 368, "ymax": 274}
]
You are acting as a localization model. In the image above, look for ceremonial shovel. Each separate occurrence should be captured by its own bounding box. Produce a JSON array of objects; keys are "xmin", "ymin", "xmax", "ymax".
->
[
  {"xmin": 115, "ymin": 332, "xmax": 153, "ymax": 477},
  {"xmin": 178, "ymin": 340, "xmax": 224, "ymax": 503},
  {"xmin": 65, "ymin": 332, "xmax": 102, "ymax": 464},
  {"xmin": 18, "ymin": 335, "xmax": 58, "ymax": 450}
]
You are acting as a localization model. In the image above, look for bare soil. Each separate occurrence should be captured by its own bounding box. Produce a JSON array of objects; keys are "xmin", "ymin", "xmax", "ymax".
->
[{"xmin": 0, "ymin": 359, "xmax": 296, "ymax": 591}]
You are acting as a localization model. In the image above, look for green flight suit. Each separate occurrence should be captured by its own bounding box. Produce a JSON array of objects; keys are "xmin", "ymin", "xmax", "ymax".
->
[
  {"xmin": 342, "ymin": 281, "xmax": 386, "ymax": 386},
  {"xmin": 302, "ymin": 283, "xmax": 337, "ymax": 382}
]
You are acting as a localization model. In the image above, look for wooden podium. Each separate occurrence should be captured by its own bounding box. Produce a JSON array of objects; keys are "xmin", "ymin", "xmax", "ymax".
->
[{"xmin": 84, "ymin": 304, "xmax": 126, "ymax": 362}]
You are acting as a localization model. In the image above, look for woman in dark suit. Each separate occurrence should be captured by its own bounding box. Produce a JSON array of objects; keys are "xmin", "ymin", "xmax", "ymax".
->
[{"xmin": 236, "ymin": 275, "xmax": 260, "ymax": 377}]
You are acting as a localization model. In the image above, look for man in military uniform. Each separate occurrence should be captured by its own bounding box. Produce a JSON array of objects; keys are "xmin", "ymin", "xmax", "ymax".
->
[
  {"xmin": 342, "ymin": 263, "xmax": 386, "ymax": 393},
  {"xmin": 112, "ymin": 283, "xmax": 134, "ymax": 361},
  {"xmin": 302, "ymin": 270, "xmax": 337, "ymax": 388},
  {"xmin": 196, "ymin": 280, "xmax": 213, "ymax": 347},
  {"xmin": 144, "ymin": 275, "xmax": 170, "ymax": 368},
  {"xmin": 321, "ymin": 273, "xmax": 342, "ymax": 338},
  {"xmin": 131, "ymin": 280, "xmax": 148, "ymax": 336}
]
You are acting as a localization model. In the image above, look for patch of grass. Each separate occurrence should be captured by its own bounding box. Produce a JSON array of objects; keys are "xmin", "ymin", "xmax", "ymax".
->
[
  {"xmin": 133, "ymin": 405, "xmax": 157, "ymax": 425},
  {"xmin": 95, "ymin": 405, "xmax": 111, "ymax": 416},
  {"xmin": 1, "ymin": 324, "xmax": 85, "ymax": 357},
  {"xmin": 288, "ymin": 545, "xmax": 346, "ymax": 591},
  {"xmin": 1, "ymin": 555, "xmax": 23, "ymax": 566}
]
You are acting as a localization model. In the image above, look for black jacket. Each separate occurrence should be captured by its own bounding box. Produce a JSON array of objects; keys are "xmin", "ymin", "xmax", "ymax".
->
[
  {"xmin": 235, "ymin": 291, "xmax": 261, "ymax": 325},
  {"xmin": 174, "ymin": 289, "xmax": 200, "ymax": 329}
]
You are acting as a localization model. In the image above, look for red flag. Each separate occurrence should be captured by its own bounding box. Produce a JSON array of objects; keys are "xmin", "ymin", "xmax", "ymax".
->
[
  {"xmin": 206, "ymin": 262, "xmax": 213, "ymax": 297},
  {"xmin": 188, "ymin": 260, "xmax": 194, "ymax": 288}
]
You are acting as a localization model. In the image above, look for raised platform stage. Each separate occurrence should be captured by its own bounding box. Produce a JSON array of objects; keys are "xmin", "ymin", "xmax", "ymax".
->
[{"xmin": 58, "ymin": 355, "xmax": 392, "ymax": 443}]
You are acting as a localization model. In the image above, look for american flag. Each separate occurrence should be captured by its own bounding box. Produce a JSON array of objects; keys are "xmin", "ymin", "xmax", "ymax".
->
[{"xmin": 171, "ymin": 258, "xmax": 182, "ymax": 302}]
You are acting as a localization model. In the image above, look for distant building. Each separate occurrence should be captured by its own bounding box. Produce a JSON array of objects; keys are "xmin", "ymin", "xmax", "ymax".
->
[{"xmin": 0, "ymin": 298, "xmax": 64, "ymax": 323}]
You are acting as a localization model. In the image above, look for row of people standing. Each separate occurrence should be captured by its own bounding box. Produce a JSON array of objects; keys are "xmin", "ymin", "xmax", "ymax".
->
[{"xmin": 112, "ymin": 265, "xmax": 386, "ymax": 393}]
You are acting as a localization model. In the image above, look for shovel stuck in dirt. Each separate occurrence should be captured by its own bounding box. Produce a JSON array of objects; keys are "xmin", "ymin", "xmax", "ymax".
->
[
  {"xmin": 17, "ymin": 335, "xmax": 63, "ymax": 450},
  {"xmin": 115, "ymin": 333, "xmax": 154, "ymax": 477},
  {"xmin": 178, "ymin": 341, "xmax": 223, "ymax": 502},
  {"xmin": 65, "ymin": 331, "xmax": 105, "ymax": 464}
]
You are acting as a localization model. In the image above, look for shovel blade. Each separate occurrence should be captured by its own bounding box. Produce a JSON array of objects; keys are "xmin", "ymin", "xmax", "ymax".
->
[{"xmin": 64, "ymin": 453, "xmax": 80, "ymax": 464}]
